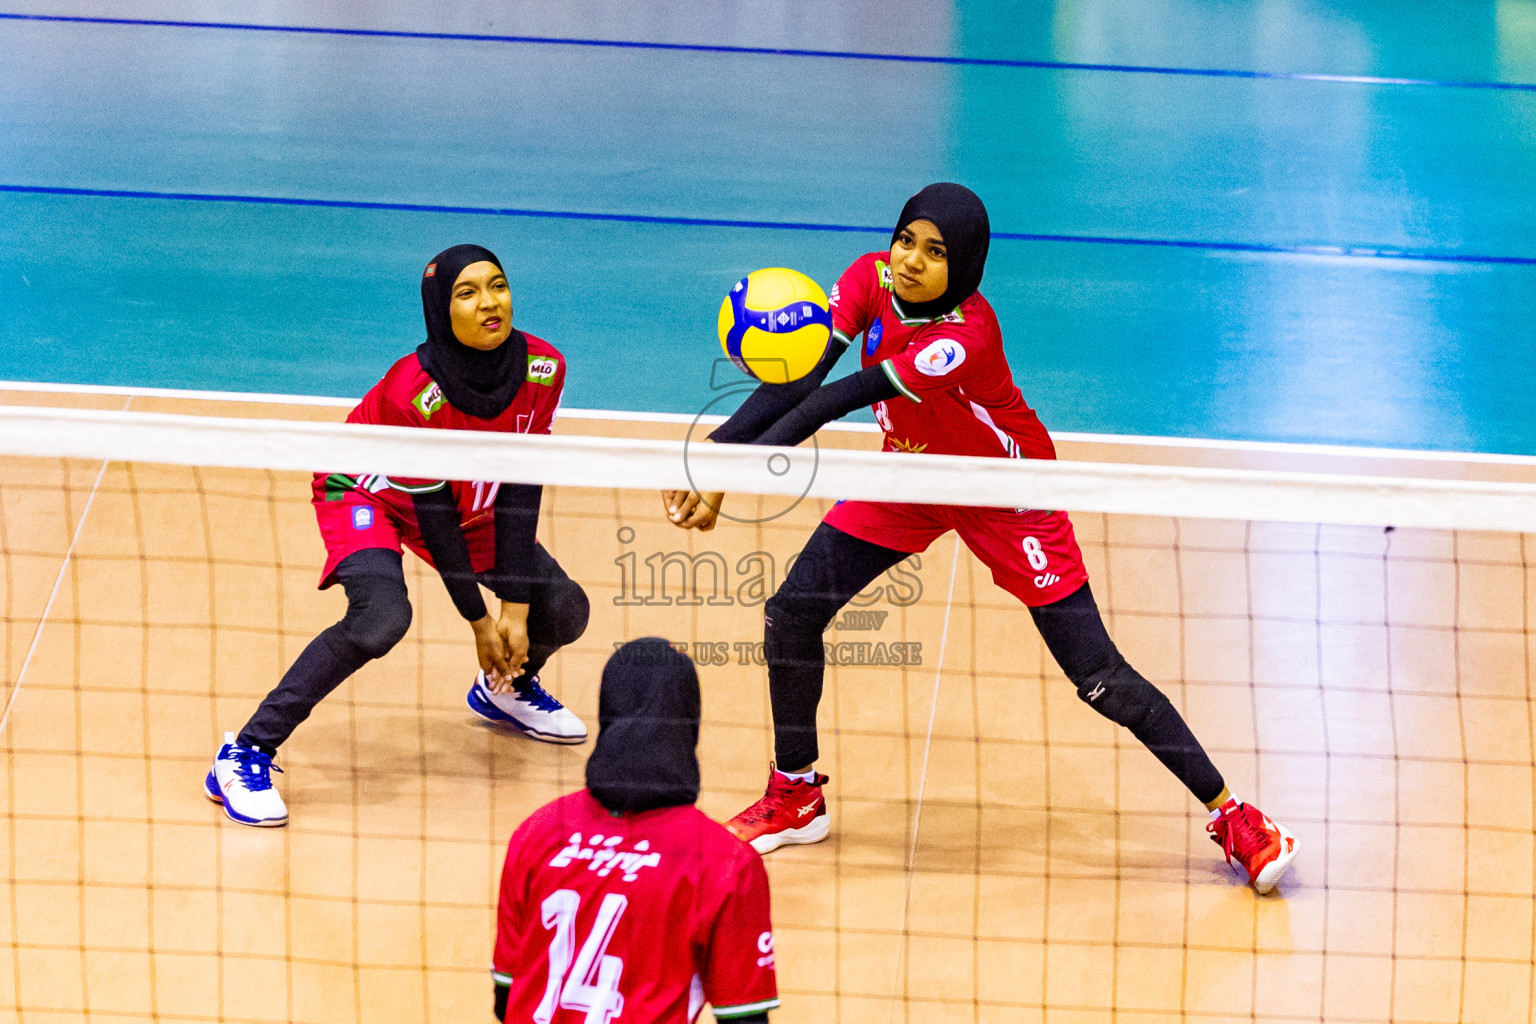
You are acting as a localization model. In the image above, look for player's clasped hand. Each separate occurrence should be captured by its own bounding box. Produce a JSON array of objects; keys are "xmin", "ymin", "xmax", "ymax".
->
[
  {"xmin": 474, "ymin": 602, "xmax": 531, "ymax": 693},
  {"xmin": 662, "ymin": 489, "xmax": 725, "ymax": 531}
]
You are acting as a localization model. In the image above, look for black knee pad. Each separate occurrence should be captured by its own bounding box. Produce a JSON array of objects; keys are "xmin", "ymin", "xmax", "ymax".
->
[
  {"xmin": 764, "ymin": 590, "xmax": 833, "ymax": 636},
  {"xmin": 340, "ymin": 584, "xmax": 412, "ymax": 660},
  {"xmin": 765, "ymin": 581, "xmax": 841, "ymax": 633},
  {"xmin": 549, "ymin": 579, "xmax": 590, "ymax": 648},
  {"xmin": 764, "ymin": 591, "xmax": 833, "ymax": 664},
  {"xmin": 1075, "ymin": 660, "xmax": 1173, "ymax": 733}
]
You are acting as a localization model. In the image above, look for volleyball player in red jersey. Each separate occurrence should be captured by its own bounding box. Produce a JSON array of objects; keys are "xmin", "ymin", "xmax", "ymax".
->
[
  {"xmin": 207, "ymin": 245, "xmax": 589, "ymax": 827},
  {"xmin": 664, "ymin": 185, "xmax": 1297, "ymax": 894},
  {"xmin": 494, "ymin": 639, "xmax": 778, "ymax": 1023}
]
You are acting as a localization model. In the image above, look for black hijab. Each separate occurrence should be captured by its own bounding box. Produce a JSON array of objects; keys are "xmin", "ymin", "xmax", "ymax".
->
[
  {"xmin": 890, "ymin": 182, "xmax": 991, "ymax": 320},
  {"xmin": 585, "ymin": 638, "xmax": 701, "ymax": 814},
  {"xmin": 415, "ymin": 243, "xmax": 526, "ymax": 420}
]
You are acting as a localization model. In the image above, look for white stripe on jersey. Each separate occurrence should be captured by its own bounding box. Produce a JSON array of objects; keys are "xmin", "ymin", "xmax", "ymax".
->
[{"xmin": 967, "ymin": 399, "xmax": 1023, "ymax": 459}]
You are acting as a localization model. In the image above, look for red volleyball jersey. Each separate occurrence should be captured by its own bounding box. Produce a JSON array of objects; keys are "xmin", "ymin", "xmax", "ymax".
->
[
  {"xmin": 829, "ymin": 251, "xmax": 1055, "ymax": 461},
  {"xmin": 313, "ymin": 334, "xmax": 564, "ymax": 557},
  {"xmin": 494, "ymin": 790, "xmax": 779, "ymax": 1024}
]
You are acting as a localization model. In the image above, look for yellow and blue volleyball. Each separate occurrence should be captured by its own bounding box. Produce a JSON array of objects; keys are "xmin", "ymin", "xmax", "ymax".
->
[{"xmin": 717, "ymin": 267, "xmax": 832, "ymax": 383}]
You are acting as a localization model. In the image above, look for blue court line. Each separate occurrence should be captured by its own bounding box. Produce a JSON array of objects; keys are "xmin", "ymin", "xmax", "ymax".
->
[
  {"xmin": 3, "ymin": 10, "xmax": 1534, "ymax": 93},
  {"xmin": 5, "ymin": 184, "xmax": 1534, "ymax": 267}
]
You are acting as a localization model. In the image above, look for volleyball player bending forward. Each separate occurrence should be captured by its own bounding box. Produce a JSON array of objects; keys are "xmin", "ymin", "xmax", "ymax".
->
[
  {"xmin": 207, "ymin": 245, "xmax": 590, "ymax": 827},
  {"xmin": 664, "ymin": 185, "xmax": 1298, "ymax": 894},
  {"xmin": 493, "ymin": 639, "xmax": 779, "ymax": 1023}
]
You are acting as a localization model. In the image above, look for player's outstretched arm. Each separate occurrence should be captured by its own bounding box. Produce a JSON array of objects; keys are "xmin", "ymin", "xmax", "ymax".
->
[
  {"xmin": 753, "ymin": 364, "xmax": 899, "ymax": 449},
  {"xmin": 710, "ymin": 340, "xmax": 845, "ymax": 445},
  {"xmin": 413, "ymin": 486, "xmax": 490, "ymax": 621},
  {"xmin": 413, "ymin": 486, "xmax": 523, "ymax": 683},
  {"xmin": 663, "ymin": 341, "xmax": 848, "ymax": 531},
  {"xmin": 480, "ymin": 482, "xmax": 540, "ymax": 689}
]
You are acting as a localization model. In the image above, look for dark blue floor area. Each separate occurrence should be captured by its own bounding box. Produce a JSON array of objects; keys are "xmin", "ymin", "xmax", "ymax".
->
[{"xmin": 2, "ymin": 2, "xmax": 1533, "ymax": 452}]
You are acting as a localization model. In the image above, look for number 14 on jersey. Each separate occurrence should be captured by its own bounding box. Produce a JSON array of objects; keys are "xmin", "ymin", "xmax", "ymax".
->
[{"xmin": 536, "ymin": 890, "xmax": 628, "ymax": 1024}]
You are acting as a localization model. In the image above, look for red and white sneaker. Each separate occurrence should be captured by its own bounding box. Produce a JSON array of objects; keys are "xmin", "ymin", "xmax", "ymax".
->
[
  {"xmin": 1207, "ymin": 798, "xmax": 1298, "ymax": 895},
  {"xmin": 726, "ymin": 768, "xmax": 831, "ymax": 855}
]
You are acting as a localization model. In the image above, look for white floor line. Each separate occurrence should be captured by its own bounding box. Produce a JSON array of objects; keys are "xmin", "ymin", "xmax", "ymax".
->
[
  {"xmin": 888, "ymin": 534, "xmax": 961, "ymax": 1020},
  {"xmin": 0, "ymin": 408, "xmax": 119, "ymax": 735}
]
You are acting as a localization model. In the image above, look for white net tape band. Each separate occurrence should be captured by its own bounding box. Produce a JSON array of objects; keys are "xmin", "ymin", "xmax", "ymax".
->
[{"xmin": 3, "ymin": 406, "xmax": 1535, "ymax": 532}]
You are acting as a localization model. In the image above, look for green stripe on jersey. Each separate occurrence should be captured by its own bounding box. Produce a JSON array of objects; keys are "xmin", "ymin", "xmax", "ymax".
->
[
  {"xmin": 323, "ymin": 472, "xmax": 357, "ymax": 501},
  {"xmin": 712, "ymin": 998, "xmax": 781, "ymax": 1018},
  {"xmin": 880, "ymin": 360, "xmax": 921, "ymax": 403}
]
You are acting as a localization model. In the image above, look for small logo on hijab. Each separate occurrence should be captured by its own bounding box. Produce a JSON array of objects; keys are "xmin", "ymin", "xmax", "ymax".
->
[
  {"xmin": 914, "ymin": 338, "xmax": 966, "ymax": 377},
  {"xmin": 424, "ymin": 262, "xmax": 437, "ymax": 278}
]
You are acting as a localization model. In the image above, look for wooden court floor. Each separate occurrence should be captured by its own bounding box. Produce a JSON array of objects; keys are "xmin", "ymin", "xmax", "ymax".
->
[{"xmin": 3, "ymin": 392, "xmax": 1534, "ymax": 1023}]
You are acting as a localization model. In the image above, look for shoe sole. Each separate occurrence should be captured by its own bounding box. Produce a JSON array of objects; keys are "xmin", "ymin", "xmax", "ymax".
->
[
  {"xmin": 466, "ymin": 687, "xmax": 587, "ymax": 745},
  {"xmin": 749, "ymin": 813, "xmax": 831, "ymax": 855},
  {"xmin": 1252, "ymin": 826, "xmax": 1299, "ymax": 895},
  {"xmin": 204, "ymin": 770, "xmax": 288, "ymax": 828}
]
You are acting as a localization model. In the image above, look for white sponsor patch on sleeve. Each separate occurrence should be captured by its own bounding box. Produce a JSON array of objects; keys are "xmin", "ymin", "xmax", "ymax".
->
[{"xmin": 913, "ymin": 338, "xmax": 966, "ymax": 377}]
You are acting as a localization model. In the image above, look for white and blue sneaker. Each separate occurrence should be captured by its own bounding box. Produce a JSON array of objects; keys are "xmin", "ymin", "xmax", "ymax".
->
[
  {"xmin": 467, "ymin": 672, "xmax": 587, "ymax": 744},
  {"xmin": 205, "ymin": 732, "xmax": 288, "ymax": 827}
]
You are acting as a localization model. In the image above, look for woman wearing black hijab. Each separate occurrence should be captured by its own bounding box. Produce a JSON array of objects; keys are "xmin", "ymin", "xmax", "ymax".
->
[
  {"xmin": 492, "ymin": 639, "xmax": 778, "ymax": 1023},
  {"xmin": 663, "ymin": 185, "xmax": 1298, "ymax": 895},
  {"xmin": 206, "ymin": 244, "xmax": 590, "ymax": 828}
]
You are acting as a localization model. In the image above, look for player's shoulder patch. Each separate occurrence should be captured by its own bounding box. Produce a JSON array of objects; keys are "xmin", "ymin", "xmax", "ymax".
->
[
  {"xmin": 412, "ymin": 380, "xmax": 444, "ymax": 419},
  {"xmin": 526, "ymin": 354, "xmax": 560, "ymax": 385},
  {"xmin": 914, "ymin": 338, "xmax": 966, "ymax": 377},
  {"xmin": 874, "ymin": 258, "xmax": 893, "ymax": 292}
]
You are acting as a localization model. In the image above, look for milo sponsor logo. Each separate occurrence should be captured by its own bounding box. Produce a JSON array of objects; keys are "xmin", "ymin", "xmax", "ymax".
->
[
  {"xmin": 527, "ymin": 355, "xmax": 559, "ymax": 384},
  {"xmin": 412, "ymin": 381, "xmax": 444, "ymax": 419}
]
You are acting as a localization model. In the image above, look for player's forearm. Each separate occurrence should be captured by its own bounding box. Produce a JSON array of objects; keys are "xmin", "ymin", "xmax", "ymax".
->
[
  {"xmin": 412, "ymin": 487, "xmax": 489, "ymax": 621},
  {"xmin": 483, "ymin": 483, "xmax": 542, "ymax": 603},
  {"xmin": 709, "ymin": 338, "xmax": 845, "ymax": 444},
  {"xmin": 753, "ymin": 364, "xmax": 900, "ymax": 448}
]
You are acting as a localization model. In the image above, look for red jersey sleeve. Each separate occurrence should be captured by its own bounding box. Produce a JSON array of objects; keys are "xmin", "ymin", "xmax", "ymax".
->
[
  {"xmin": 881, "ymin": 316, "xmax": 990, "ymax": 403},
  {"xmin": 346, "ymin": 356, "xmax": 447, "ymax": 491},
  {"xmin": 347, "ymin": 356, "xmax": 430, "ymax": 430},
  {"xmin": 829, "ymin": 253, "xmax": 884, "ymax": 347},
  {"xmin": 699, "ymin": 846, "xmax": 779, "ymax": 1019},
  {"xmin": 521, "ymin": 339, "xmax": 565, "ymax": 435}
]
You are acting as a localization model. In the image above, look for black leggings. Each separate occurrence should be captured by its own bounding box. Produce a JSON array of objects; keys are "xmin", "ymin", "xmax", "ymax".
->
[
  {"xmin": 238, "ymin": 545, "xmax": 590, "ymax": 753},
  {"xmin": 765, "ymin": 522, "xmax": 1225, "ymax": 805}
]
